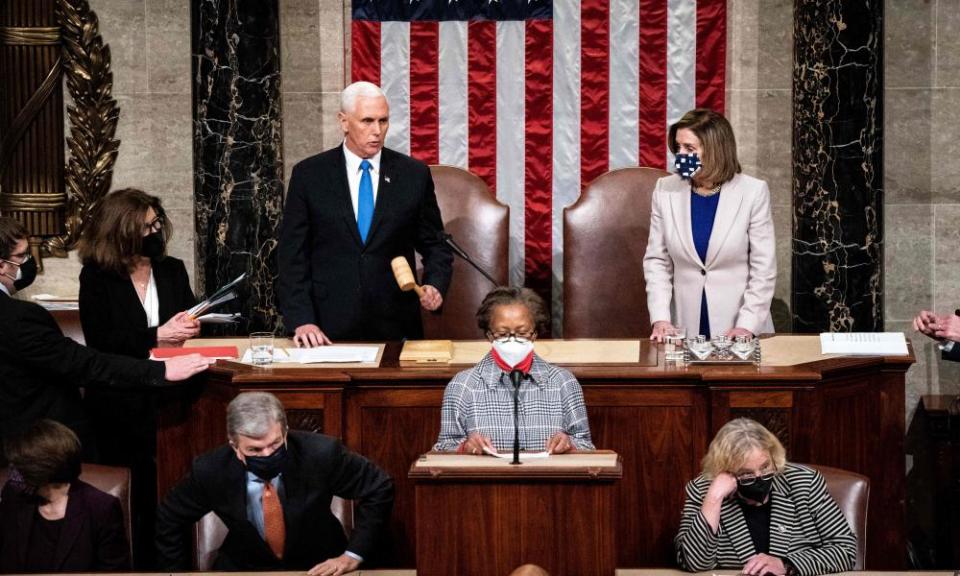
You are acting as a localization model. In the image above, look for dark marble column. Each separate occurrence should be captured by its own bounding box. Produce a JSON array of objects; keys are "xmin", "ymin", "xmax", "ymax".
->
[
  {"xmin": 792, "ymin": 0, "xmax": 883, "ymax": 332},
  {"xmin": 191, "ymin": 0, "xmax": 284, "ymax": 333}
]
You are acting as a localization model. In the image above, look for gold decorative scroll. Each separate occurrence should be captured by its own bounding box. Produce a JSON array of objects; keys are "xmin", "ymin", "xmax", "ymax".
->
[
  {"xmin": 43, "ymin": 0, "xmax": 120, "ymax": 257},
  {"xmin": 0, "ymin": 26, "xmax": 61, "ymax": 45}
]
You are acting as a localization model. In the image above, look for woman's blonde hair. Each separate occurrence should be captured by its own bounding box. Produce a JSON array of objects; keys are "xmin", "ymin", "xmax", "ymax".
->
[
  {"xmin": 668, "ymin": 108, "xmax": 741, "ymax": 187},
  {"xmin": 700, "ymin": 418, "xmax": 786, "ymax": 479}
]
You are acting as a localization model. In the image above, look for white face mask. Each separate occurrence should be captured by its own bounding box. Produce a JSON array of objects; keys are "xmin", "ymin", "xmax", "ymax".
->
[{"xmin": 492, "ymin": 339, "xmax": 534, "ymax": 367}]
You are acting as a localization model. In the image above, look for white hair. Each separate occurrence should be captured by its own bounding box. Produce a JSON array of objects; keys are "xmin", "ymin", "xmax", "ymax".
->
[
  {"xmin": 340, "ymin": 81, "xmax": 387, "ymax": 114},
  {"xmin": 226, "ymin": 392, "xmax": 288, "ymax": 440}
]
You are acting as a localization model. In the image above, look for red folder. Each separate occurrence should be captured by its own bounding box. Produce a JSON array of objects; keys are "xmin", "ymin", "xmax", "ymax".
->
[{"xmin": 150, "ymin": 346, "xmax": 238, "ymax": 359}]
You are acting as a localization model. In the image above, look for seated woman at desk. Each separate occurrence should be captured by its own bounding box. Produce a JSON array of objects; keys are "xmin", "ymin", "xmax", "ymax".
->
[
  {"xmin": 433, "ymin": 286, "xmax": 594, "ymax": 455},
  {"xmin": 76, "ymin": 188, "xmax": 199, "ymax": 565},
  {"xmin": 675, "ymin": 418, "xmax": 856, "ymax": 576},
  {"xmin": 0, "ymin": 419, "xmax": 129, "ymax": 572}
]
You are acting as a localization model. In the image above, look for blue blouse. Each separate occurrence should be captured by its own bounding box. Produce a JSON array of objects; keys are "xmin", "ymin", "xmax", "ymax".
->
[{"xmin": 691, "ymin": 190, "xmax": 721, "ymax": 337}]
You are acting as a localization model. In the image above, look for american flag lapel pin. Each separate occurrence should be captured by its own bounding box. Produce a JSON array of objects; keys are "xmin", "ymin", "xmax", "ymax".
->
[{"xmin": 384, "ymin": 175, "xmax": 391, "ymax": 184}]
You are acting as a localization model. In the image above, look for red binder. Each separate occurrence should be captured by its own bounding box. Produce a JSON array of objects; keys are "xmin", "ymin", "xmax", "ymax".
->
[{"xmin": 150, "ymin": 346, "xmax": 238, "ymax": 359}]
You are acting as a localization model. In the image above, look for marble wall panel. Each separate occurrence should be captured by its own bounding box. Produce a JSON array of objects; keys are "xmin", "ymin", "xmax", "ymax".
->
[
  {"xmin": 792, "ymin": 0, "xmax": 884, "ymax": 332},
  {"xmin": 885, "ymin": 205, "xmax": 933, "ymax": 322},
  {"xmin": 936, "ymin": 0, "xmax": 960, "ymax": 87},
  {"xmin": 932, "ymin": 204, "xmax": 960, "ymax": 316},
  {"xmin": 930, "ymin": 89, "xmax": 960, "ymax": 204},
  {"xmin": 885, "ymin": 89, "xmax": 932, "ymax": 205},
  {"xmin": 885, "ymin": 0, "xmax": 934, "ymax": 89},
  {"xmin": 192, "ymin": 0, "xmax": 285, "ymax": 332}
]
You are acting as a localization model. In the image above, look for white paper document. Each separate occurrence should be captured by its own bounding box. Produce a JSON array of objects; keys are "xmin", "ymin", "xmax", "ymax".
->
[
  {"xmin": 482, "ymin": 446, "xmax": 550, "ymax": 460},
  {"xmin": 197, "ymin": 312, "xmax": 241, "ymax": 324},
  {"xmin": 240, "ymin": 345, "xmax": 379, "ymax": 364},
  {"xmin": 819, "ymin": 332, "xmax": 908, "ymax": 356}
]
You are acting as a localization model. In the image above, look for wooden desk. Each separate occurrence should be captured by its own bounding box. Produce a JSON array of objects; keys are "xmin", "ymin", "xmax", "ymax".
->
[{"xmin": 155, "ymin": 337, "xmax": 914, "ymax": 570}]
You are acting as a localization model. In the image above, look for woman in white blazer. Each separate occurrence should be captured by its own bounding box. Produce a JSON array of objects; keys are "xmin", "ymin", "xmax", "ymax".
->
[{"xmin": 644, "ymin": 109, "xmax": 776, "ymax": 341}]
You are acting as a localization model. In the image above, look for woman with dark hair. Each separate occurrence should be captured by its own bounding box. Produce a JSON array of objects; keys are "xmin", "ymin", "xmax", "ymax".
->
[
  {"xmin": 77, "ymin": 188, "xmax": 198, "ymax": 566},
  {"xmin": 644, "ymin": 109, "xmax": 776, "ymax": 341},
  {"xmin": 0, "ymin": 419, "xmax": 130, "ymax": 572},
  {"xmin": 433, "ymin": 286, "xmax": 594, "ymax": 455}
]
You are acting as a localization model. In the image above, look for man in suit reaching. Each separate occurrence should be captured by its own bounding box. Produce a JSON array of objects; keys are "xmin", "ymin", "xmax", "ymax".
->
[
  {"xmin": 278, "ymin": 81, "xmax": 453, "ymax": 346},
  {"xmin": 0, "ymin": 216, "xmax": 214, "ymax": 461},
  {"xmin": 155, "ymin": 392, "xmax": 394, "ymax": 574}
]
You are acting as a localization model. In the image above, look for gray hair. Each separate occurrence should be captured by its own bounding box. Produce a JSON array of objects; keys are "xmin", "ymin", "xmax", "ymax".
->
[
  {"xmin": 226, "ymin": 392, "xmax": 288, "ymax": 440},
  {"xmin": 340, "ymin": 81, "xmax": 386, "ymax": 114}
]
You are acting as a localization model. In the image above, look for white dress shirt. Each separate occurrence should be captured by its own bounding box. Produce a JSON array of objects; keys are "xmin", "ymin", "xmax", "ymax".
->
[
  {"xmin": 139, "ymin": 270, "xmax": 160, "ymax": 328},
  {"xmin": 342, "ymin": 142, "xmax": 382, "ymax": 221}
]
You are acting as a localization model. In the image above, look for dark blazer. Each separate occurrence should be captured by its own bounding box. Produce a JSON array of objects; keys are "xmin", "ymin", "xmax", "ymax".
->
[
  {"xmin": 155, "ymin": 431, "xmax": 394, "ymax": 571},
  {"xmin": 0, "ymin": 291, "xmax": 167, "ymax": 454},
  {"xmin": 675, "ymin": 463, "xmax": 856, "ymax": 576},
  {"xmin": 278, "ymin": 145, "xmax": 453, "ymax": 340},
  {"xmin": 0, "ymin": 479, "xmax": 130, "ymax": 573},
  {"xmin": 79, "ymin": 257, "xmax": 197, "ymax": 359}
]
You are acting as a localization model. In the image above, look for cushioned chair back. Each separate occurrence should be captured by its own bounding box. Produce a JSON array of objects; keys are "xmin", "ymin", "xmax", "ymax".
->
[
  {"xmin": 563, "ymin": 167, "xmax": 669, "ymax": 338},
  {"xmin": 806, "ymin": 463, "xmax": 869, "ymax": 569},
  {"xmin": 51, "ymin": 309, "xmax": 85, "ymax": 345},
  {"xmin": 420, "ymin": 165, "xmax": 509, "ymax": 339},
  {"xmin": 0, "ymin": 463, "xmax": 132, "ymax": 562},
  {"xmin": 193, "ymin": 496, "xmax": 353, "ymax": 570}
]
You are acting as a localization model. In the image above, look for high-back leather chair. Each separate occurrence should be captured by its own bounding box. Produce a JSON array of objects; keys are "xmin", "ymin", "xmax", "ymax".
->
[
  {"xmin": 807, "ymin": 464, "xmax": 869, "ymax": 569},
  {"xmin": 193, "ymin": 496, "xmax": 353, "ymax": 570},
  {"xmin": 563, "ymin": 167, "xmax": 669, "ymax": 338},
  {"xmin": 420, "ymin": 165, "xmax": 509, "ymax": 339},
  {"xmin": 0, "ymin": 463, "xmax": 132, "ymax": 562}
]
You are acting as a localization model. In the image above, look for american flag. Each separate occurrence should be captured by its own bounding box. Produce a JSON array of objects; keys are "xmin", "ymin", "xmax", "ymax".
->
[{"xmin": 351, "ymin": 0, "xmax": 726, "ymax": 331}]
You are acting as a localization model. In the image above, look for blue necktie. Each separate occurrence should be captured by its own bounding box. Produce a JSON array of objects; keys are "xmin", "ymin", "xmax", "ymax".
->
[{"xmin": 357, "ymin": 159, "xmax": 374, "ymax": 243}]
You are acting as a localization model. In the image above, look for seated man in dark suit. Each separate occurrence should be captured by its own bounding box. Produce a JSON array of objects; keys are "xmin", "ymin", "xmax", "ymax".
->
[
  {"xmin": 156, "ymin": 392, "xmax": 394, "ymax": 574},
  {"xmin": 0, "ymin": 217, "xmax": 214, "ymax": 461},
  {"xmin": 278, "ymin": 81, "xmax": 453, "ymax": 346}
]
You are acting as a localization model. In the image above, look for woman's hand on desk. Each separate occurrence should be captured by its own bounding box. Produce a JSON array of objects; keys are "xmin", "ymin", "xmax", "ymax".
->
[
  {"xmin": 649, "ymin": 321, "xmax": 676, "ymax": 342},
  {"xmin": 546, "ymin": 432, "xmax": 574, "ymax": 454},
  {"xmin": 742, "ymin": 553, "xmax": 786, "ymax": 576},
  {"xmin": 158, "ymin": 311, "xmax": 201, "ymax": 344},
  {"xmin": 307, "ymin": 553, "xmax": 360, "ymax": 576},
  {"xmin": 293, "ymin": 323, "xmax": 332, "ymax": 347}
]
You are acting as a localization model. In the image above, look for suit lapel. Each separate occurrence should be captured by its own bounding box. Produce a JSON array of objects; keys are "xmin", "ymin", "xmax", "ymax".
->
[
  {"xmin": 719, "ymin": 497, "xmax": 758, "ymax": 564},
  {"xmin": 278, "ymin": 448, "xmax": 309, "ymax": 557},
  {"xmin": 333, "ymin": 147, "xmax": 365, "ymax": 248},
  {"xmin": 52, "ymin": 484, "xmax": 86, "ymax": 570},
  {"xmin": 667, "ymin": 180, "xmax": 703, "ymax": 266},
  {"xmin": 768, "ymin": 476, "xmax": 796, "ymax": 558},
  {"xmin": 365, "ymin": 148, "xmax": 395, "ymax": 246},
  {"xmin": 704, "ymin": 175, "xmax": 745, "ymax": 269},
  {"xmin": 154, "ymin": 263, "xmax": 175, "ymax": 322}
]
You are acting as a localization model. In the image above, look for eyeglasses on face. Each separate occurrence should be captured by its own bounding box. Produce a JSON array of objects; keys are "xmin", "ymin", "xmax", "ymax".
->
[
  {"xmin": 487, "ymin": 330, "xmax": 536, "ymax": 343},
  {"xmin": 735, "ymin": 469, "xmax": 777, "ymax": 485},
  {"xmin": 1, "ymin": 253, "xmax": 32, "ymax": 267},
  {"xmin": 144, "ymin": 216, "xmax": 165, "ymax": 234}
]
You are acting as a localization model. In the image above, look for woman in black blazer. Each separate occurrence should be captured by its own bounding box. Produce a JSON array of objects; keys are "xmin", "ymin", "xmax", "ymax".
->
[
  {"xmin": 77, "ymin": 188, "xmax": 199, "ymax": 567},
  {"xmin": 0, "ymin": 420, "xmax": 129, "ymax": 573}
]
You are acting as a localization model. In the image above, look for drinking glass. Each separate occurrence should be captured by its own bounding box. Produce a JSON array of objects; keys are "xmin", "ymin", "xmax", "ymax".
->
[
  {"xmin": 664, "ymin": 326, "xmax": 687, "ymax": 363},
  {"xmin": 249, "ymin": 332, "xmax": 274, "ymax": 365}
]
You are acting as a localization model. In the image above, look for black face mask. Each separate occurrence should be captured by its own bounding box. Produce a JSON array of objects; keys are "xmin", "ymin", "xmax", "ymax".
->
[
  {"xmin": 737, "ymin": 475, "xmax": 775, "ymax": 502},
  {"xmin": 244, "ymin": 444, "xmax": 288, "ymax": 481},
  {"xmin": 13, "ymin": 255, "xmax": 37, "ymax": 291},
  {"xmin": 140, "ymin": 231, "xmax": 165, "ymax": 259}
]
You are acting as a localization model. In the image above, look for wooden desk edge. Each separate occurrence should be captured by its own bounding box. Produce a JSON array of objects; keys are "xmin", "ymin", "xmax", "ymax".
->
[{"xmin": 407, "ymin": 450, "xmax": 623, "ymax": 480}]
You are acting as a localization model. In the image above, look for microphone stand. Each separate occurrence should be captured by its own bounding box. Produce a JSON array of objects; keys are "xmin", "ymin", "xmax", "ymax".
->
[
  {"xmin": 440, "ymin": 232, "xmax": 499, "ymax": 286},
  {"xmin": 510, "ymin": 369, "xmax": 523, "ymax": 465}
]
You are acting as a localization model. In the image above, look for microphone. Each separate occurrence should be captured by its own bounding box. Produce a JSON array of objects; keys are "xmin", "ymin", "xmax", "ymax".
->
[
  {"xmin": 510, "ymin": 369, "xmax": 524, "ymax": 465},
  {"xmin": 438, "ymin": 232, "xmax": 499, "ymax": 286}
]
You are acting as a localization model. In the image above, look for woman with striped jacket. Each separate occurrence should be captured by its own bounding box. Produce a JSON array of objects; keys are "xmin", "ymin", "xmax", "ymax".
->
[{"xmin": 675, "ymin": 418, "xmax": 856, "ymax": 576}]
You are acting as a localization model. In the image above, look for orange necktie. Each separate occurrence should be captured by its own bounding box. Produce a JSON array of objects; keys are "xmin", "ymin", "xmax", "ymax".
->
[{"xmin": 262, "ymin": 481, "xmax": 285, "ymax": 559}]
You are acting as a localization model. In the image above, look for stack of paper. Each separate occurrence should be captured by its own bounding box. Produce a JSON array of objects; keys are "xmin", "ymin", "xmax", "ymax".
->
[
  {"xmin": 819, "ymin": 332, "xmax": 908, "ymax": 356},
  {"xmin": 188, "ymin": 273, "xmax": 246, "ymax": 318},
  {"xmin": 240, "ymin": 345, "xmax": 379, "ymax": 364}
]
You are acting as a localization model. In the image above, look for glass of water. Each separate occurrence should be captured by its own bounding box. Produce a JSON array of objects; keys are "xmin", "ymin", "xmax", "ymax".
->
[
  {"xmin": 249, "ymin": 332, "xmax": 274, "ymax": 365},
  {"xmin": 732, "ymin": 334, "xmax": 756, "ymax": 360},
  {"xmin": 688, "ymin": 335, "xmax": 714, "ymax": 360},
  {"xmin": 712, "ymin": 334, "xmax": 733, "ymax": 359},
  {"xmin": 664, "ymin": 326, "xmax": 687, "ymax": 363}
]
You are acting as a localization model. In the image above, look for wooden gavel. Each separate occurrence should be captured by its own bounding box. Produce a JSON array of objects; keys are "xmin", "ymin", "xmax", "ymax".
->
[{"xmin": 391, "ymin": 256, "xmax": 425, "ymax": 297}]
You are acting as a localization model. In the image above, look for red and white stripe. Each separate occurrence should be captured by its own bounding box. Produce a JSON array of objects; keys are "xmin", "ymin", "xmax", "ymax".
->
[{"xmin": 351, "ymin": 0, "xmax": 726, "ymax": 333}]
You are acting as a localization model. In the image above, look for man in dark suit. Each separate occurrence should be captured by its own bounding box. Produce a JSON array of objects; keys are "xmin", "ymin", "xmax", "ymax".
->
[
  {"xmin": 278, "ymin": 81, "xmax": 453, "ymax": 346},
  {"xmin": 0, "ymin": 217, "xmax": 214, "ymax": 460},
  {"xmin": 155, "ymin": 392, "xmax": 394, "ymax": 574}
]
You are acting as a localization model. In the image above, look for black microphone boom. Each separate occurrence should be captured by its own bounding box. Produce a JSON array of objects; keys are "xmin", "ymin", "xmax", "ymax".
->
[
  {"xmin": 510, "ymin": 369, "xmax": 523, "ymax": 465},
  {"xmin": 439, "ymin": 232, "xmax": 499, "ymax": 286}
]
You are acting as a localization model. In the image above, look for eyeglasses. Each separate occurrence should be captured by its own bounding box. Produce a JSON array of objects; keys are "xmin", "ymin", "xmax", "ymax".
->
[
  {"xmin": 736, "ymin": 470, "xmax": 777, "ymax": 486},
  {"xmin": 487, "ymin": 330, "xmax": 536, "ymax": 344},
  {"xmin": 144, "ymin": 216, "xmax": 165, "ymax": 234},
  {"xmin": 1, "ymin": 253, "xmax": 32, "ymax": 267}
]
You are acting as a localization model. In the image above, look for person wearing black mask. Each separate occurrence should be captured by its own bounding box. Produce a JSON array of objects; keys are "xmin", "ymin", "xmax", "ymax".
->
[
  {"xmin": 156, "ymin": 392, "xmax": 394, "ymax": 574},
  {"xmin": 76, "ymin": 188, "xmax": 201, "ymax": 567},
  {"xmin": 674, "ymin": 418, "xmax": 856, "ymax": 576},
  {"xmin": 0, "ymin": 216, "xmax": 214, "ymax": 465},
  {"xmin": 0, "ymin": 419, "xmax": 130, "ymax": 572}
]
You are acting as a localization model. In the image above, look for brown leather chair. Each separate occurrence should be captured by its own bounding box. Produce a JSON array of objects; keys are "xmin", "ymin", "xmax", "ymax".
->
[
  {"xmin": 419, "ymin": 165, "xmax": 509, "ymax": 339},
  {"xmin": 51, "ymin": 309, "xmax": 85, "ymax": 345},
  {"xmin": 807, "ymin": 463, "xmax": 869, "ymax": 569},
  {"xmin": 0, "ymin": 463, "xmax": 133, "ymax": 562},
  {"xmin": 563, "ymin": 167, "xmax": 669, "ymax": 338},
  {"xmin": 193, "ymin": 496, "xmax": 353, "ymax": 570}
]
